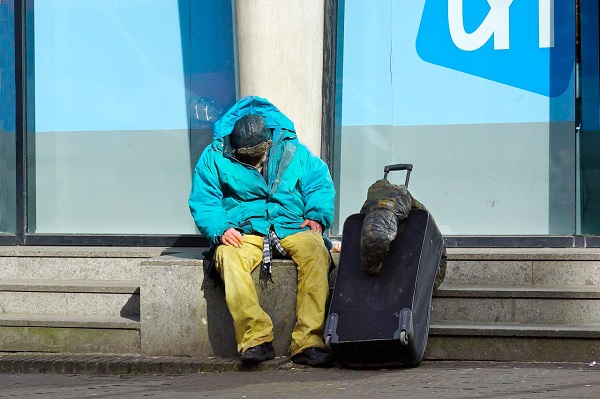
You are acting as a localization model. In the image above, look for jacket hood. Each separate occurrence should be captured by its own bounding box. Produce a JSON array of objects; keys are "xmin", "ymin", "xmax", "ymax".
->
[{"xmin": 213, "ymin": 96, "xmax": 296, "ymax": 142}]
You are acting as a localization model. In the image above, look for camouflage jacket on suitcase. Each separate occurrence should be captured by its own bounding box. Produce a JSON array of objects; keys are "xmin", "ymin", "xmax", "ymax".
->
[{"xmin": 359, "ymin": 179, "xmax": 446, "ymax": 288}]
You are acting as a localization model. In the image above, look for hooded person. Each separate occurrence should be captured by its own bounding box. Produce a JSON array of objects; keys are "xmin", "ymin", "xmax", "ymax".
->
[
  {"xmin": 230, "ymin": 113, "xmax": 272, "ymax": 168},
  {"xmin": 189, "ymin": 96, "xmax": 336, "ymax": 368}
]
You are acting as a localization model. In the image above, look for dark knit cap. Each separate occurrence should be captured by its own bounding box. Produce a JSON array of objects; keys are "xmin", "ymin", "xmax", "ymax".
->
[{"xmin": 230, "ymin": 114, "xmax": 270, "ymax": 150}]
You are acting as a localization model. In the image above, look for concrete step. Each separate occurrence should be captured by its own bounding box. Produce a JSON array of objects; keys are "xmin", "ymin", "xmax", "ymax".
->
[
  {"xmin": 426, "ymin": 321, "xmax": 600, "ymax": 362},
  {"xmin": 0, "ymin": 246, "xmax": 176, "ymax": 280},
  {"xmin": 0, "ymin": 246, "xmax": 169, "ymax": 356},
  {"xmin": 435, "ymin": 283, "xmax": 600, "ymax": 298},
  {"xmin": 0, "ymin": 279, "xmax": 140, "ymax": 293},
  {"xmin": 0, "ymin": 314, "xmax": 140, "ymax": 355},
  {"xmin": 3, "ymin": 246, "xmax": 600, "ymax": 362},
  {"xmin": 432, "ymin": 284, "xmax": 600, "ymax": 324},
  {"xmin": 430, "ymin": 321, "xmax": 600, "ymax": 338},
  {"xmin": 0, "ymin": 313, "xmax": 140, "ymax": 328},
  {"xmin": 0, "ymin": 279, "xmax": 140, "ymax": 317},
  {"xmin": 445, "ymin": 248, "xmax": 600, "ymax": 286}
]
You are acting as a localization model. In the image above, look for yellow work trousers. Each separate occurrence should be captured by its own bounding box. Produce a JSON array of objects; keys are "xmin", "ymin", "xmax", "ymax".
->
[{"xmin": 214, "ymin": 230, "xmax": 330, "ymax": 356}]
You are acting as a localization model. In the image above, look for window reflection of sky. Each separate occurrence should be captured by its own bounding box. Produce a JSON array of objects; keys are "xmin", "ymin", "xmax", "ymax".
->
[
  {"xmin": 340, "ymin": 1, "xmax": 575, "ymax": 127},
  {"xmin": 32, "ymin": 0, "xmax": 235, "ymax": 132}
]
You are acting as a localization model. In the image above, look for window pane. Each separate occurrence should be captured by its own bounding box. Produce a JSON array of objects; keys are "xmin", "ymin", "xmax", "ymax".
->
[
  {"xmin": 0, "ymin": 0, "xmax": 16, "ymax": 234},
  {"xmin": 26, "ymin": 0, "xmax": 236, "ymax": 234},
  {"xmin": 578, "ymin": 0, "xmax": 600, "ymax": 234},
  {"xmin": 334, "ymin": 1, "xmax": 576, "ymax": 236}
]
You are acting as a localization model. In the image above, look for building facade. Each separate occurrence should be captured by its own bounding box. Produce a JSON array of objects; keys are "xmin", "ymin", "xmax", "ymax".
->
[{"xmin": 1, "ymin": 0, "xmax": 599, "ymax": 248}]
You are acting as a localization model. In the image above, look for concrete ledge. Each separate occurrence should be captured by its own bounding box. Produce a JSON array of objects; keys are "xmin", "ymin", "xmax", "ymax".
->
[
  {"xmin": 447, "ymin": 247, "xmax": 600, "ymax": 261},
  {"xmin": 0, "ymin": 353, "xmax": 291, "ymax": 374},
  {"xmin": 0, "ymin": 246, "xmax": 179, "ymax": 258},
  {"xmin": 0, "ymin": 314, "xmax": 140, "ymax": 329},
  {"xmin": 140, "ymin": 250, "xmax": 299, "ymax": 358},
  {"xmin": 0, "ymin": 279, "xmax": 139, "ymax": 293},
  {"xmin": 1, "ymin": 245, "xmax": 598, "ymax": 259}
]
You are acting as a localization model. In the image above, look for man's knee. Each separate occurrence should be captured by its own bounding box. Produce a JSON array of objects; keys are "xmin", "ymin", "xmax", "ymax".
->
[
  {"xmin": 214, "ymin": 245, "xmax": 236, "ymax": 271},
  {"xmin": 282, "ymin": 231, "xmax": 327, "ymax": 253},
  {"xmin": 215, "ymin": 236, "xmax": 263, "ymax": 275},
  {"xmin": 281, "ymin": 232, "xmax": 330, "ymax": 275}
]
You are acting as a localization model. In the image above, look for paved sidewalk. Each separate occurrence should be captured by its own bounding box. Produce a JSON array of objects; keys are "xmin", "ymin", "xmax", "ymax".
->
[{"xmin": 2, "ymin": 359, "xmax": 600, "ymax": 398}]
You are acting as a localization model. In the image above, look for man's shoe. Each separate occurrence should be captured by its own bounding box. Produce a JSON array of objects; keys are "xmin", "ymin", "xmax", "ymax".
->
[
  {"xmin": 240, "ymin": 342, "xmax": 276, "ymax": 366},
  {"xmin": 291, "ymin": 347, "xmax": 333, "ymax": 368}
]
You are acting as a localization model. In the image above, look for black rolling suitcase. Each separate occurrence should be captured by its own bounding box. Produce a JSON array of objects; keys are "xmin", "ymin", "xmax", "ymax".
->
[{"xmin": 324, "ymin": 164, "xmax": 444, "ymax": 368}]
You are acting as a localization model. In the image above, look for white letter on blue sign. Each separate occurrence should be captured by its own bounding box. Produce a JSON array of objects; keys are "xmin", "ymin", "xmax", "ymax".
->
[
  {"xmin": 538, "ymin": 0, "xmax": 554, "ymax": 48},
  {"xmin": 448, "ymin": 0, "xmax": 514, "ymax": 51}
]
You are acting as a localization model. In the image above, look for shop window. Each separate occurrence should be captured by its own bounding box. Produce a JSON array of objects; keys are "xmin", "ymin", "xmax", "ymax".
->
[
  {"xmin": 577, "ymin": 0, "xmax": 600, "ymax": 234},
  {"xmin": 333, "ymin": 0, "xmax": 578, "ymax": 236},
  {"xmin": 23, "ymin": 0, "xmax": 236, "ymax": 234}
]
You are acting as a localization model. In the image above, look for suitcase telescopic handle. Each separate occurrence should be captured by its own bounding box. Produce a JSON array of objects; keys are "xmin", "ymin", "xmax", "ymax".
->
[{"xmin": 383, "ymin": 164, "xmax": 413, "ymax": 187}]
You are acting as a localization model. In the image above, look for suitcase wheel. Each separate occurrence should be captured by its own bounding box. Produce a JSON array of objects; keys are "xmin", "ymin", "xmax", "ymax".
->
[
  {"xmin": 400, "ymin": 330, "xmax": 408, "ymax": 346},
  {"xmin": 325, "ymin": 334, "xmax": 332, "ymax": 349}
]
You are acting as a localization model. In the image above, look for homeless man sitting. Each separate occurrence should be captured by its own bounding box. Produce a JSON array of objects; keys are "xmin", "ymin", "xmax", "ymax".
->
[{"xmin": 188, "ymin": 96, "xmax": 336, "ymax": 368}]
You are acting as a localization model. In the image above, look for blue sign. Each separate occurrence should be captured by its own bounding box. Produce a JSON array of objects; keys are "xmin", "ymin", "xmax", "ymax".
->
[{"xmin": 416, "ymin": 0, "xmax": 575, "ymax": 97}]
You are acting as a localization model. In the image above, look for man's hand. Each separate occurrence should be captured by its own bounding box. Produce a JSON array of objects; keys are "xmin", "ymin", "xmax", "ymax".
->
[
  {"xmin": 300, "ymin": 219, "xmax": 323, "ymax": 234},
  {"xmin": 221, "ymin": 228, "xmax": 244, "ymax": 247}
]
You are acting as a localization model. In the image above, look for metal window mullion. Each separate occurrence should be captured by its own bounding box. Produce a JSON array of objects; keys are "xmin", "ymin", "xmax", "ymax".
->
[
  {"xmin": 14, "ymin": 0, "xmax": 27, "ymax": 244},
  {"xmin": 321, "ymin": 0, "xmax": 337, "ymax": 169}
]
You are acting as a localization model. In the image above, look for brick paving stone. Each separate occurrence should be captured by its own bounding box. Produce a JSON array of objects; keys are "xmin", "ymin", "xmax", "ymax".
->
[
  {"xmin": 81, "ymin": 357, "xmax": 103, "ymax": 374},
  {"xmin": 104, "ymin": 357, "xmax": 125, "ymax": 375},
  {"xmin": 30, "ymin": 358, "xmax": 48, "ymax": 374},
  {"xmin": 17, "ymin": 357, "xmax": 34, "ymax": 374},
  {"xmin": 125, "ymin": 358, "xmax": 143, "ymax": 374},
  {"xmin": 141, "ymin": 359, "xmax": 162, "ymax": 374},
  {"xmin": 45, "ymin": 357, "xmax": 64, "ymax": 374},
  {"xmin": 0, "ymin": 358, "xmax": 16, "ymax": 373},
  {"xmin": 160, "ymin": 359, "xmax": 177, "ymax": 374},
  {"xmin": 175, "ymin": 359, "xmax": 194, "ymax": 374}
]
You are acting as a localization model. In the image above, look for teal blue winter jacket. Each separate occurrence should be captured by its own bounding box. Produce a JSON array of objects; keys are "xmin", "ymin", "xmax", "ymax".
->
[{"xmin": 188, "ymin": 96, "xmax": 335, "ymax": 245}]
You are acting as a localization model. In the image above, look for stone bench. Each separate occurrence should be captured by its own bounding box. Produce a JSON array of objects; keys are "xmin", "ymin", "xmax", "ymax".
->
[{"xmin": 140, "ymin": 250, "xmax": 338, "ymax": 358}]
